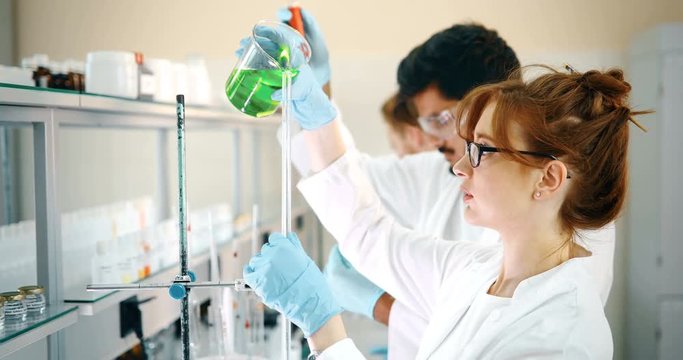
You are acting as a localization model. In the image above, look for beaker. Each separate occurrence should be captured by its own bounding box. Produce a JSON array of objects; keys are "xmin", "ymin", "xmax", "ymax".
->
[{"xmin": 225, "ymin": 20, "xmax": 311, "ymax": 118}]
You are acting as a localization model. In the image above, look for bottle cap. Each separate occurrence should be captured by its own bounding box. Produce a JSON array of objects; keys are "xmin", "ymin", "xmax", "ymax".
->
[
  {"xmin": 18, "ymin": 286, "xmax": 45, "ymax": 295},
  {"xmin": 0, "ymin": 291, "xmax": 25, "ymax": 301}
]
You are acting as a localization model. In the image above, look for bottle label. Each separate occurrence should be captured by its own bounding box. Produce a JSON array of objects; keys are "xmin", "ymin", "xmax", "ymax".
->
[
  {"xmin": 100, "ymin": 263, "xmax": 118, "ymax": 284},
  {"xmin": 24, "ymin": 294, "xmax": 46, "ymax": 311},
  {"xmin": 5, "ymin": 300, "xmax": 27, "ymax": 318}
]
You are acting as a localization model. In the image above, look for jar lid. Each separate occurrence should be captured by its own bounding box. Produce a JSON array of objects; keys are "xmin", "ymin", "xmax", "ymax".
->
[
  {"xmin": 18, "ymin": 285, "xmax": 45, "ymax": 295},
  {"xmin": 0, "ymin": 291, "xmax": 24, "ymax": 301}
]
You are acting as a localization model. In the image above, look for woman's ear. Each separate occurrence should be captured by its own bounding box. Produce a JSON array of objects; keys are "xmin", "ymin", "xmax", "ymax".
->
[{"xmin": 533, "ymin": 160, "xmax": 569, "ymax": 199}]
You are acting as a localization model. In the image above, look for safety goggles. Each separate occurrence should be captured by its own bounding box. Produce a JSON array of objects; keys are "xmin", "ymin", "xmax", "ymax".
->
[{"xmin": 416, "ymin": 106, "xmax": 458, "ymax": 140}]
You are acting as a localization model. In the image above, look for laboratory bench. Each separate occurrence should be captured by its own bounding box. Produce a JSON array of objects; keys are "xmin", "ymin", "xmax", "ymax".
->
[{"xmin": 0, "ymin": 83, "xmax": 321, "ymax": 359}]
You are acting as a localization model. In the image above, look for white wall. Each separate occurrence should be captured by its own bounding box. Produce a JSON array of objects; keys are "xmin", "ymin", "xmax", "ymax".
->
[
  {"xmin": 0, "ymin": 0, "xmax": 13, "ymax": 66},
  {"xmin": 12, "ymin": 0, "xmax": 683, "ymax": 60}
]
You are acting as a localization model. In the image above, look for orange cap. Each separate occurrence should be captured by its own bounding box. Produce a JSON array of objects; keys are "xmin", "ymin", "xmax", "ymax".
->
[{"xmin": 288, "ymin": 5, "xmax": 305, "ymax": 35}]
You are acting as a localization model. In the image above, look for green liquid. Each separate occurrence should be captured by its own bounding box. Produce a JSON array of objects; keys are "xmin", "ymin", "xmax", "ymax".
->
[{"xmin": 225, "ymin": 68, "xmax": 298, "ymax": 118}]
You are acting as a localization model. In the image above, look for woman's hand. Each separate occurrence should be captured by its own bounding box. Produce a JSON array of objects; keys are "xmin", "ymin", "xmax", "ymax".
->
[{"xmin": 243, "ymin": 232, "xmax": 343, "ymax": 337}]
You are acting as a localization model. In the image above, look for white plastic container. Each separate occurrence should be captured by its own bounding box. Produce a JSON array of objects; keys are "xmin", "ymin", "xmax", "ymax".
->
[
  {"xmin": 146, "ymin": 58, "xmax": 175, "ymax": 103},
  {"xmin": 64, "ymin": 59, "xmax": 85, "ymax": 74},
  {"xmin": 21, "ymin": 54, "xmax": 49, "ymax": 70},
  {"xmin": 173, "ymin": 62, "xmax": 189, "ymax": 98},
  {"xmin": 85, "ymin": 51, "xmax": 138, "ymax": 99},
  {"xmin": 0, "ymin": 66, "xmax": 33, "ymax": 86},
  {"xmin": 186, "ymin": 55, "xmax": 211, "ymax": 106}
]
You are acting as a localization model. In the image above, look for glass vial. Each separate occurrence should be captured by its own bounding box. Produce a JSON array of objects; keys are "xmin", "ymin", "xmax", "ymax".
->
[
  {"xmin": 18, "ymin": 286, "xmax": 46, "ymax": 315},
  {"xmin": 1, "ymin": 291, "xmax": 27, "ymax": 322}
]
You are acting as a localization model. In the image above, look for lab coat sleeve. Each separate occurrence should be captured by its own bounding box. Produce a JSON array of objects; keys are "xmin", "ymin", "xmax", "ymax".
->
[
  {"xmin": 299, "ymin": 144, "xmax": 445, "ymax": 231},
  {"xmin": 387, "ymin": 301, "xmax": 426, "ymax": 360},
  {"xmin": 287, "ymin": 103, "xmax": 446, "ymax": 229},
  {"xmin": 317, "ymin": 338, "xmax": 366, "ymax": 359},
  {"xmin": 361, "ymin": 152, "xmax": 447, "ymax": 230},
  {"xmin": 288, "ymin": 102, "xmax": 355, "ymax": 177},
  {"xmin": 298, "ymin": 149, "xmax": 480, "ymax": 321}
]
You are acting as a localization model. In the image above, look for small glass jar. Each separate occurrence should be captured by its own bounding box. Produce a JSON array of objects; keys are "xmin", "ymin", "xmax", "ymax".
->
[
  {"xmin": 18, "ymin": 286, "xmax": 46, "ymax": 315},
  {"xmin": 0, "ymin": 296, "xmax": 5, "ymax": 330},
  {"xmin": 1, "ymin": 291, "xmax": 27, "ymax": 322}
]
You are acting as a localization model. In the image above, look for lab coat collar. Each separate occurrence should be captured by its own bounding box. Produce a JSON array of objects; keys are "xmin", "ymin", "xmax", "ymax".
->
[
  {"xmin": 462, "ymin": 259, "xmax": 589, "ymax": 358},
  {"xmin": 416, "ymin": 251, "xmax": 501, "ymax": 359},
  {"xmin": 417, "ymin": 255, "xmax": 591, "ymax": 359}
]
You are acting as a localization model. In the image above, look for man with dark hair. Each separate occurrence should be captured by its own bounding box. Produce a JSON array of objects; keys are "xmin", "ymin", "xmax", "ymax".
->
[
  {"xmin": 398, "ymin": 23, "xmax": 520, "ymax": 100},
  {"xmin": 394, "ymin": 23, "xmax": 521, "ymax": 165}
]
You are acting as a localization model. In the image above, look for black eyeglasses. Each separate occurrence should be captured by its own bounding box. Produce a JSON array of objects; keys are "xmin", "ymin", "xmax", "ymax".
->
[{"xmin": 463, "ymin": 141, "xmax": 571, "ymax": 178}]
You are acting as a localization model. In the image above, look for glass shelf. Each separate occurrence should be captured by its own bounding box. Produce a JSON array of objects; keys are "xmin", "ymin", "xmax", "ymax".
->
[
  {"xmin": 0, "ymin": 82, "xmax": 281, "ymax": 129},
  {"xmin": 0, "ymin": 304, "xmax": 78, "ymax": 357},
  {"xmin": 0, "ymin": 82, "xmax": 81, "ymax": 95},
  {"xmin": 0, "ymin": 82, "xmax": 233, "ymax": 112}
]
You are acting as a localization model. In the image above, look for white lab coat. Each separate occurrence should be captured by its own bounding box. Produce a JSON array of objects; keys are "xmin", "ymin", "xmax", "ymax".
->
[
  {"xmin": 298, "ymin": 150, "xmax": 613, "ymax": 359},
  {"xmin": 351, "ymin": 149, "xmax": 612, "ymax": 359}
]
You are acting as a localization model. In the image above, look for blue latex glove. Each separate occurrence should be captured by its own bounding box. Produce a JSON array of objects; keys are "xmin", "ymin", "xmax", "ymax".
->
[
  {"xmin": 243, "ymin": 232, "xmax": 342, "ymax": 337},
  {"xmin": 277, "ymin": 7, "xmax": 331, "ymax": 85},
  {"xmin": 324, "ymin": 245, "xmax": 385, "ymax": 319},
  {"xmin": 234, "ymin": 23, "xmax": 308, "ymax": 69},
  {"xmin": 253, "ymin": 24, "xmax": 308, "ymax": 69},
  {"xmin": 234, "ymin": 37, "xmax": 250, "ymax": 58},
  {"xmin": 370, "ymin": 346, "xmax": 389, "ymax": 359},
  {"xmin": 271, "ymin": 64, "xmax": 337, "ymax": 130}
]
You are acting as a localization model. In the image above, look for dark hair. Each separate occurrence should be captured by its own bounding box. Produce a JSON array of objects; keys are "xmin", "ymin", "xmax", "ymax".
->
[
  {"xmin": 394, "ymin": 23, "xmax": 520, "ymax": 126},
  {"xmin": 456, "ymin": 67, "xmax": 648, "ymax": 234}
]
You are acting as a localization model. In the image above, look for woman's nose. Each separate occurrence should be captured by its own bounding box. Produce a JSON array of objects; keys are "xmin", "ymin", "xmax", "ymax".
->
[{"xmin": 452, "ymin": 154, "xmax": 471, "ymax": 178}]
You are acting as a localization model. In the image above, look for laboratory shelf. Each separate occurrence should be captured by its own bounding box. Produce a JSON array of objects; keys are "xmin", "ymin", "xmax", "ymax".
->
[
  {"xmin": 0, "ymin": 83, "xmax": 281, "ymax": 128},
  {"xmin": 0, "ymin": 82, "xmax": 81, "ymax": 96},
  {"xmin": 75, "ymin": 92, "xmax": 277, "ymax": 128},
  {"xmin": 0, "ymin": 82, "xmax": 80, "ymax": 109},
  {"xmin": 0, "ymin": 305, "xmax": 78, "ymax": 358},
  {"xmin": 63, "ymin": 205, "xmax": 309, "ymax": 316}
]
